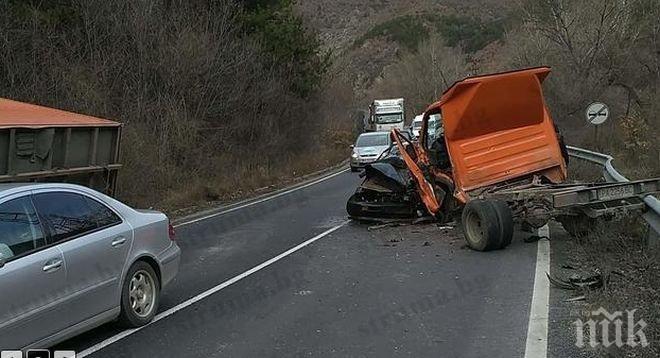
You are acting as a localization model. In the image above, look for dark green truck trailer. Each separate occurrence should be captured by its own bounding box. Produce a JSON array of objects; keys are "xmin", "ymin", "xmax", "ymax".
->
[{"xmin": 0, "ymin": 98, "xmax": 121, "ymax": 195}]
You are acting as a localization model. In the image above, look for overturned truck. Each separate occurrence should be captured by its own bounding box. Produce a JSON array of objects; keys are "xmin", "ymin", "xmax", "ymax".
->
[{"xmin": 347, "ymin": 67, "xmax": 659, "ymax": 251}]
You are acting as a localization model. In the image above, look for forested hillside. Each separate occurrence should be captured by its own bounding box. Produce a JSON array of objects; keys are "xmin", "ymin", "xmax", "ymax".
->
[
  {"xmin": 1, "ymin": 0, "xmax": 658, "ymax": 210},
  {"xmin": 0, "ymin": 0, "xmax": 354, "ymax": 208},
  {"xmin": 300, "ymin": 0, "xmax": 660, "ymax": 178}
]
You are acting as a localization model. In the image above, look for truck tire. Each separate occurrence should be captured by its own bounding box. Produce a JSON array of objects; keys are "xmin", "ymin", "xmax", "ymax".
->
[
  {"xmin": 461, "ymin": 200, "xmax": 502, "ymax": 251},
  {"xmin": 489, "ymin": 200, "xmax": 514, "ymax": 249},
  {"xmin": 118, "ymin": 261, "xmax": 160, "ymax": 328}
]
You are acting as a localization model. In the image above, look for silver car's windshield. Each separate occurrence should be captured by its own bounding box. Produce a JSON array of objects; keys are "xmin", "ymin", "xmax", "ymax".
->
[{"xmin": 356, "ymin": 134, "xmax": 389, "ymax": 147}]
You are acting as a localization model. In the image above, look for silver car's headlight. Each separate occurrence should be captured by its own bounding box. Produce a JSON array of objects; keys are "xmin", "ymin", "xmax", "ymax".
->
[{"xmin": 351, "ymin": 152, "xmax": 358, "ymax": 159}]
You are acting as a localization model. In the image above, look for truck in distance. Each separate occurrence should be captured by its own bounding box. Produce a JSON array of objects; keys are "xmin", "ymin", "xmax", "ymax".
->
[{"xmin": 366, "ymin": 98, "xmax": 405, "ymax": 132}]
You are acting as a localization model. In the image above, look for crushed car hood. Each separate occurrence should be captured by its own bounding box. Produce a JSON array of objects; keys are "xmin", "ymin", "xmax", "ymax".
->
[{"xmin": 362, "ymin": 157, "xmax": 409, "ymax": 193}]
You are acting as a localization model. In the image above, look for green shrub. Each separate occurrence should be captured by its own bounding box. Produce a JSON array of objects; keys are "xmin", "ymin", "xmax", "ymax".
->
[
  {"xmin": 431, "ymin": 14, "xmax": 505, "ymax": 53},
  {"xmin": 243, "ymin": 0, "xmax": 331, "ymax": 97},
  {"xmin": 355, "ymin": 14, "xmax": 505, "ymax": 54}
]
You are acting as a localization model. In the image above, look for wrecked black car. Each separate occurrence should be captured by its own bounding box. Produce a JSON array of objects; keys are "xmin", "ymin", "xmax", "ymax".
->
[{"xmin": 346, "ymin": 139, "xmax": 425, "ymax": 221}]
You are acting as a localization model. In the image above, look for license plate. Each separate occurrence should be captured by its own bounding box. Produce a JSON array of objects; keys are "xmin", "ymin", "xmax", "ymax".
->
[{"xmin": 598, "ymin": 185, "xmax": 635, "ymax": 201}]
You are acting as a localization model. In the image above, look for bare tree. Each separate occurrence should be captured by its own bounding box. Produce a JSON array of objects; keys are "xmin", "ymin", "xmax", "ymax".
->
[
  {"xmin": 0, "ymin": 0, "xmax": 353, "ymax": 207},
  {"xmin": 371, "ymin": 35, "xmax": 469, "ymax": 116}
]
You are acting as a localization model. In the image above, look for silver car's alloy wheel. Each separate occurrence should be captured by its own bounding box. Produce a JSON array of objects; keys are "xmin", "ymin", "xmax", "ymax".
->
[{"xmin": 129, "ymin": 270, "xmax": 156, "ymax": 318}]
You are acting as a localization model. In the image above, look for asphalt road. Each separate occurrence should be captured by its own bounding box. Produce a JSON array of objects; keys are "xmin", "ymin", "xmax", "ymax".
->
[{"xmin": 56, "ymin": 169, "xmax": 544, "ymax": 357}]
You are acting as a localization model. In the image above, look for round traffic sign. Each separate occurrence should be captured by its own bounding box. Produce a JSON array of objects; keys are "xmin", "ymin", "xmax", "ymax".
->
[{"xmin": 586, "ymin": 102, "xmax": 609, "ymax": 125}]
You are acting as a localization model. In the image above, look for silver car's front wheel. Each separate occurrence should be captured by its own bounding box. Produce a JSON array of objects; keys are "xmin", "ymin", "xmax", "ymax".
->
[{"xmin": 119, "ymin": 261, "xmax": 160, "ymax": 327}]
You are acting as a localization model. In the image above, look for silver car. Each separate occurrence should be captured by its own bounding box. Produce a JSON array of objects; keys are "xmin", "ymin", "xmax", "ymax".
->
[
  {"xmin": 350, "ymin": 132, "xmax": 392, "ymax": 171},
  {"xmin": 0, "ymin": 183, "xmax": 181, "ymax": 350}
]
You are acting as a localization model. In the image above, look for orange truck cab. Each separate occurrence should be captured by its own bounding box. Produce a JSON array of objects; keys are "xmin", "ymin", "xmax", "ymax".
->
[{"xmin": 397, "ymin": 67, "xmax": 568, "ymax": 216}]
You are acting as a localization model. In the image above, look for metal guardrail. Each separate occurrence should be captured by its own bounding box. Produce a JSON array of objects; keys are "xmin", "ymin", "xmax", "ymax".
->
[{"xmin": 567, "ymin": 146, "xmax": 660, "ymax": 249}]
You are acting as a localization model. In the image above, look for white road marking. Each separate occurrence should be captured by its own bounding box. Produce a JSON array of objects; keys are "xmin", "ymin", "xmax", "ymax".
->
[
  {"xmin": 78, "ymin": 222, "xmax": 347, "ymax": 357},
  {"xmin": 174, "ymin": 168, "xmax": 349, "ymax": 228},
  {"xmin": 524, "ymin": 225, "xmax": 551, "ymax": 358}
]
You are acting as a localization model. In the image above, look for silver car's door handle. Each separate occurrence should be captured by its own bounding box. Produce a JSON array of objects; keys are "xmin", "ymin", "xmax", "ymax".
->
[
  {"xmin": 43, "ymin": 259, "xmax": 63, "ymax": 272},
  {"xmin": 111, "ymin": 236, "xmax": 127, "ymax": 247}
]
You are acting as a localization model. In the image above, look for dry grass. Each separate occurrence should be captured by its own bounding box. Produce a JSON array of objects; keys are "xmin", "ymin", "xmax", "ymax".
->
[
  {"xmin": 143, "ymin": 128, "xmax": 353, "ymax": 217},
  {"xmin": 567, "ymin": 159, "xmax": 606, "ymax": 183},
  {"xmin": 564, "ymin": 217, "xmax": 660, "ymax": 357},
  {"xmin": 0, "ymin": 1, "xmax": 358, "ymax": 214}
]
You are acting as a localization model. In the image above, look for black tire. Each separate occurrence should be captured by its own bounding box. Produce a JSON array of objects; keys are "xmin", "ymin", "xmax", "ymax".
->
[
  {"xmin": 489, "ymin": 200, "xmax": 514, "ymax": 249},
  {"xmin": 461, "ymin": 200, "xmax": 502, "ymax": 251},
  {"xmin": 118, "ymin": 261, "xmax": 160, "ymax": 328},
  {"xmin": 351, "ymin": 166, "xmax": 359, "ymax": 172}
]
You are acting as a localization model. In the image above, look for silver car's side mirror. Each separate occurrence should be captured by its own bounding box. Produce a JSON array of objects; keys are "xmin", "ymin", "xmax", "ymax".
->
[{"xmin": 350, "ymin": 144, "xmax": 354, "ymax": 149}]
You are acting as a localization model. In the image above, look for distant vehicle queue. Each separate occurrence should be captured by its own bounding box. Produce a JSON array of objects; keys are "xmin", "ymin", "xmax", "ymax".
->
[{"xmin": 352, "ymin": 98, "xmax": 444, "ymax": 171}]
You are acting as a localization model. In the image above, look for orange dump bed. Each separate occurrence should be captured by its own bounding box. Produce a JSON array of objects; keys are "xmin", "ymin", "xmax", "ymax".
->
[
  {"xmin": 428, "ymin": 67, "xmax": 567, "ymax": 192},
  {"xmin": 0, "ymin": 98, "xmax": 119, "ymax": 129}
]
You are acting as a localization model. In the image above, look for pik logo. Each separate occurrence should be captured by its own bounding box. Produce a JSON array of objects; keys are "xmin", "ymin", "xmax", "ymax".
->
[{"xmin": 574, "ymin": 308, "xmax": 649, "ymax": 348}]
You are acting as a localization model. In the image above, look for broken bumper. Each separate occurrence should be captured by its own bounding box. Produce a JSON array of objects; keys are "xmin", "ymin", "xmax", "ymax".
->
[{"xmin": 346, "ymin": 159, "xmax": 420, "ymax": 220}]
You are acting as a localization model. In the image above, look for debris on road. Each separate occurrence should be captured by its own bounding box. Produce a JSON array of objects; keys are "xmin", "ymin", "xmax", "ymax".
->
[
  {"xmin": 524, "ymin": 235, "xmax": 550, "ymax": 243},
  {"xmin": 368, "ymin": 221, "xmax": 403, "ymax": 231},
  {"xmin": 547, "ymin": 271, "xmax": 604, "ymax": 290},
  {"xmin": 437, "ymin": 225, "xmax": 455, "ymax": 230},
  {"xmin": 560, "ymin": 263, "xmax": 577, "ymax": 270},
  {"xmin": 412, "ymin": 216, "xmax": 436, "ymax": 225},
  {"xmin": 564, "ymin": 295, "xmax": 586, "ymax": 302}
]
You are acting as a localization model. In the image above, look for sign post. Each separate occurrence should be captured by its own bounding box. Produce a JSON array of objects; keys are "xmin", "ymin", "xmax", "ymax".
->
[{"xmin": 586, "ymin": 102, "xmax": 609, "ymax": 150}]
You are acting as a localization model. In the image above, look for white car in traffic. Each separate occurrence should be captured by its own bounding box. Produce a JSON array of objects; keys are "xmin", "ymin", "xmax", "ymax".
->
[{"xmin": 350, "ymin": 132, "xmax": 392, "ymax": 171}]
